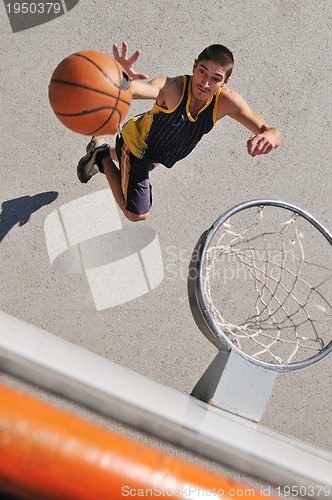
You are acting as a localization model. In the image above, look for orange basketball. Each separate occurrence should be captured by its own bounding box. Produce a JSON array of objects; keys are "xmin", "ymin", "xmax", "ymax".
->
[{"xmin": 48, "ymin": 51, "xmax": 132, "ymax": 136}]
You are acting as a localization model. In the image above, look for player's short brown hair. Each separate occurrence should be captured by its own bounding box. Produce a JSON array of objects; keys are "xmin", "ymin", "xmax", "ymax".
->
[{"xmin": 197, "ymin": 44, "xmax": 234, "ymax": 79}]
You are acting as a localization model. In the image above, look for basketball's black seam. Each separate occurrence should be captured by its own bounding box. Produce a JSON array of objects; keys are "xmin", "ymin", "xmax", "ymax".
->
[
  {"xmin": 88, "ymin": 108, "xmax": 121, "ymax": 135},
  {"xmin": 55, "ymin": 106, "xmax": 117, "ymax": 117},
  {"xmin": 50, "ymin": 79, "xmax": 131, "ymax": 106},
  {"xmin": 54, "ymin": 106, "xmax": 122, "ymax": 135},
  {"xmin": 72, "ymin": 52, "xmax": 123, "ymax": 90},
  {"xmin": 112, "ymin": 60, "xmax": 123, "ymax": 127}
]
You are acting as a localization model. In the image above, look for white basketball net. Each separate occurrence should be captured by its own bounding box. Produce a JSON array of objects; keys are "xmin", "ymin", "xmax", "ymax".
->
[{"xmin": 203, "ymin": 206, "xmax": 332, "ymax": 365}]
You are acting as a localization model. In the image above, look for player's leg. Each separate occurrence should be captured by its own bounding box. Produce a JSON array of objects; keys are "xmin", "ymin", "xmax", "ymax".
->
[
  {"xmin": 102, "ymin": 157, "xmax": 149, "ymax": 222},
  {"xmin": 77, "ymin": 137, "xmax": 126, "ymax": 212},
  {"xmin": 77, "ymin": 136, "xmax": 110, "ymax": 183},
  {"xmin": 76, "ymin": 136, "xmax": 153, "ymax": 222},
  {"xmin": 114, "ymin": 134, "xmax": 155, "ymax": 222},
  {"xmin": 110, "ymin": 147, "xmax": 118, "ymax": 162}
]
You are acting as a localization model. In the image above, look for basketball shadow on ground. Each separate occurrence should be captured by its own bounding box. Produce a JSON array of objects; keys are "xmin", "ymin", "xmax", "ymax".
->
[{"xmin": 0, "ymin": 192, "xmax": 59, "ymax": 242}]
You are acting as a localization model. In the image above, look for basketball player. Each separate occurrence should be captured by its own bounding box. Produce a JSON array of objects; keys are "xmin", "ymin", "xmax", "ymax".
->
[{"xmin": 77, "ymin": 41, "xmax": 282, "ymax": 222}]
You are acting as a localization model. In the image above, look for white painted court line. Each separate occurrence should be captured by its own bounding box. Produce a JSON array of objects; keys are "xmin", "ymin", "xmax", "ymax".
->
[{"xmin": 44, "ymin": 190, "xmax": 164, "ymax": 309}]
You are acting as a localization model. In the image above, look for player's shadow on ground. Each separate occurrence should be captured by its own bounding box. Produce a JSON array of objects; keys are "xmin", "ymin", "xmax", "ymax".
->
[{"xmin": 0, "ymin": 192, "xmax": 59, "ymax": 242}]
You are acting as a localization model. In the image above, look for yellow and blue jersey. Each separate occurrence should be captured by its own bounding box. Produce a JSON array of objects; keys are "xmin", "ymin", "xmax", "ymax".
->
[{"xmin": 121, "ymin": 75, "xmax": 222, "ymax": 168}]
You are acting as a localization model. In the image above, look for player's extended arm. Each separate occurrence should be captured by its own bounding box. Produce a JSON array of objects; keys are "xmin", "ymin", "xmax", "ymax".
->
[
  {"xmin": 131, "ymin": 77, "xmax": 168, "ymax": 100},
  {"xmin": 221, "ymin": 91, "xmax": 282, "ymax": 157},
  {"xmin": 113, "ymin": 41, "xmax": 166, "ymax": 101},
  {"xmin": 113, "ymin": 41, "xmax": 148, "ymax": 80}
]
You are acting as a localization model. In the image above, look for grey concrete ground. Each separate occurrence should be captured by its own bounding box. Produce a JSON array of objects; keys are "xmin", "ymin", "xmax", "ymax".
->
[{"xmin": 1, "ymin": 0, "xmax": 331, "ymax": 492}]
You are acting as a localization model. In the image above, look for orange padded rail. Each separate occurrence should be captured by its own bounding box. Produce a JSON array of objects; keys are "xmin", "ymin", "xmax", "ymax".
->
[{"xmin": 0, "ymin": 383, "xmax": 275, "ymax": 499}]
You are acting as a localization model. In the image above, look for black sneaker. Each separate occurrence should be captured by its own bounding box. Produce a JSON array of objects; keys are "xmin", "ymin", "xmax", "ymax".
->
[{"xmin": 77, "ymin": 136, "xmax": 110, "ymax": 183}]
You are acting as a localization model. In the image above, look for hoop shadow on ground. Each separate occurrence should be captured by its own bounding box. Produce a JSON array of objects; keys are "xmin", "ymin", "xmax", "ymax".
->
[{"xmin": 0, "ymin": 192, "xmax": 59, "ymax": 242}]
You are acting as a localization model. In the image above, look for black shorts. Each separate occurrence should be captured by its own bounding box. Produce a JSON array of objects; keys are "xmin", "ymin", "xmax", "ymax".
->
[{"xmin": 115, "ymin": 134, "xmax": 159, "ymax": 215}]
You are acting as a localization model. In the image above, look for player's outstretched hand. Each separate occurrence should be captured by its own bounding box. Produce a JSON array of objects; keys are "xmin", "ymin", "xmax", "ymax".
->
[
  {"xmin": 247, "ymin": 129, "xmax": 280, "ymax": 157},
  {"xmin": 113, "ymin": 41, "xmax": 148, "ymax": 81}
]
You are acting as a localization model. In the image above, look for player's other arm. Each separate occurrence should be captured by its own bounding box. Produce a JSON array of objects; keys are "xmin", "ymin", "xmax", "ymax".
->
[{"xmin": 220, "ymin": 90, "xmax": 282, "ymax": 157}]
